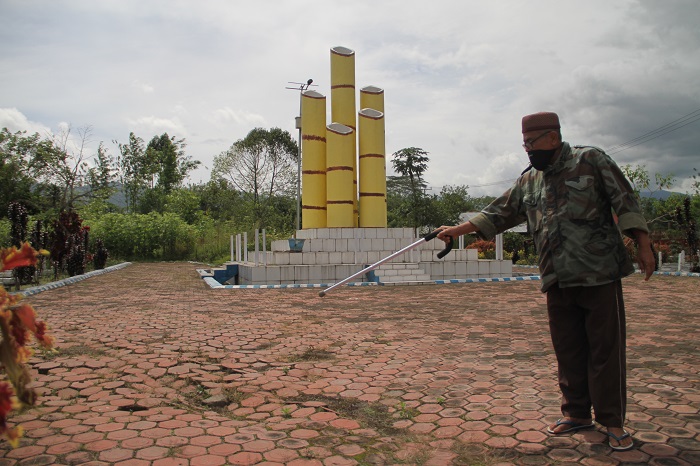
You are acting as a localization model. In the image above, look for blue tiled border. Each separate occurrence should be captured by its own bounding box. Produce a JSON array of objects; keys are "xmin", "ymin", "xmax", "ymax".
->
[
  {"xmin": 517, "ymin": 266, "xmax": 700, "ymax": 278},
  {"xmin": 199, "ymin": 268, "xmax": 543, "ymax": 290},
  {"xmin": 434, "ymin": 275, "xmax": 541, "ymax": 284},
  {"xmin": 200, "ymin": 266, "xmax": 700, "ymax": 292},
  {"xmin": 650, "ymin": 271, "xmax": 700, "ymax": 277},
  {"xmin": 201, "ymin": 275, "xmax": 377, "ymax": 290},
  {"xmin": 15, "ymin": 262, "xmax": 132, "ymax": 297}
]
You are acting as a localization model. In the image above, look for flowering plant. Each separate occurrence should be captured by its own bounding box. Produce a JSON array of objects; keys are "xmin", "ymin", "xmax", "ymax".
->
[
  {"xmin": 0, "ymin": 243, "xmax": 53, "ymax": 447},
  {"xmin": 466, "ymin": 239, "xmax": 496, "ymax": 253}
]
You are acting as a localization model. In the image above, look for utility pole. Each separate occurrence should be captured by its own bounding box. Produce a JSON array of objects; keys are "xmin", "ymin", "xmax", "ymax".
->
[{"xmin": 286, "ymin": 79, "xmax": 316, "ymax": 232}]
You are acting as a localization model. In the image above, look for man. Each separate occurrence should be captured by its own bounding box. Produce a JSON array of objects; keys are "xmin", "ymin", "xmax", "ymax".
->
[{"xmin": 437, "ymin": 112, "xmax": 655, "ymax": 451}]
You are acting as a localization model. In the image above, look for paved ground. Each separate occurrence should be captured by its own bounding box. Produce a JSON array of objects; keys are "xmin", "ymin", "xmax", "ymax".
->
[{"xmin": 2, "ymin": 262, "xmax": 699, "ymax": 465}]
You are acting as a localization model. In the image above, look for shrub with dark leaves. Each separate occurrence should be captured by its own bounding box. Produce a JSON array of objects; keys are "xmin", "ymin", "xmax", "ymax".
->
[{"xmin": 93, "ymin": 239, "xmax": 108, "ymax": 270}]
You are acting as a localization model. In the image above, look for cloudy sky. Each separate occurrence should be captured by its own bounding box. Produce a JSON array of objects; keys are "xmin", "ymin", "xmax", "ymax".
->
[{"xmin": 2, "ymin": 0, "xmax": 699, "ymax": 196}]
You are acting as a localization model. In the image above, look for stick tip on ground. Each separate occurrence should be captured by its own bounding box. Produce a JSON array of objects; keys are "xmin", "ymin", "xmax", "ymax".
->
[{"xmin": 318, "ymin": 291, "xmax": 326, "ymax": 297}]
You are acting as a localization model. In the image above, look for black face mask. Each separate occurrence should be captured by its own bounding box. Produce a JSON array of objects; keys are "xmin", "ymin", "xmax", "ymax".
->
[{"xmin": 527, "ymin": 149, "xmax": 557, "ymax": 170}]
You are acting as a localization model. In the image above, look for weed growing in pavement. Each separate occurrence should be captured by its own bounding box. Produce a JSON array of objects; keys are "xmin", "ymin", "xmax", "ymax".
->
[
  {"xmin": 288, "ymin": 394, "xmax": 402, "ymax": 436},
  {"xmin": 254, "ymin": 342, "xmax": 277, "ymax": 350},
  {"xmin": 39, "ymin": 343, "xmax": 107, "ymax": 361},
  {"xmin": 281, "ymin": 406, "xmax": 293, "ymax": 418},
  {"xmin": 287, "ymin": 346, "xmax": 335, "ymax": 362},
  {"xmin": 436, "ymin": 396, "xmax": 446, "ymax": 405},
  {"xmin": 395, "ymin": 401, "xmax": 419, "ymax": 419},
  {"xmin": 221, "ymin": 386, "xmax": 247, "ymax": 405}
]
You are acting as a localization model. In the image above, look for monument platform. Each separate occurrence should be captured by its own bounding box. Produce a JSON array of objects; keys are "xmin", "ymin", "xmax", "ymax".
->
[{"xmin": 211, "ymin": 228, "xmax": 512, "ymax": 286}]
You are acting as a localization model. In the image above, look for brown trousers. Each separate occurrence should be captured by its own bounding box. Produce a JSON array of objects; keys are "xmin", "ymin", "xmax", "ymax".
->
[{"xmin": 546, "ymin": 280, "xmax": 626, "ymax": 427}]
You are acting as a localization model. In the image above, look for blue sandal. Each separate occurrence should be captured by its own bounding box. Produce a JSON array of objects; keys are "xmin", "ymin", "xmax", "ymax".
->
[
  {"xmin": 607, "ymin": 430, "xmax": 633, "ymax": 451},
  {"xmin": 547, "ymin": 418, "xmax": 594, "ymax": 435}
]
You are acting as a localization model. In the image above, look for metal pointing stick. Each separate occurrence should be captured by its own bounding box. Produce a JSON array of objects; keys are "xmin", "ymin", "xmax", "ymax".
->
[{"xmin": 319, "ymin": 229, "xmax": 454, "ymax": 297}]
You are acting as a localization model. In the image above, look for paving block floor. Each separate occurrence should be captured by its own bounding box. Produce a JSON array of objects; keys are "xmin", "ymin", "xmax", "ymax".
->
[{"xmin": 2, "ymin": 262, "xmax": 698, "ymax": 465}]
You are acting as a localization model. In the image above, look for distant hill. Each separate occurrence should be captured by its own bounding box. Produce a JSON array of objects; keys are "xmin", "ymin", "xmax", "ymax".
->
[
  {"xmin": 640, "ymin": 189, "xmax": 686, "ymax": 200},
  {"xmin": 106, "ymin": 185, "xmax": 127, "ymax": 208}
]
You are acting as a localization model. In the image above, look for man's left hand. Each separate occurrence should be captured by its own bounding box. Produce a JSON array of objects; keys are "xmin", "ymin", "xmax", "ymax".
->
[{"xmin": 633, "ymin": 230, "xmax": 655, "ymax": 281}]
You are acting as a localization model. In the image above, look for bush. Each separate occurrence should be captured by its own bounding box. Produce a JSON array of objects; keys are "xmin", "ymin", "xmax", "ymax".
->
[
  {"xmin": 93, "ymin": 239, "xmax": 108, "ymax": 269},
  {"xmin": 89, "ymin": 212, "xmax": 195, "ymax": 260},
  {"xmin": 466, "ymin": 239, "xmax": 495, "ymax": 253},
  {"xmin": 0, "ymin": 218, "xmax": 10, "ymax": 248}
]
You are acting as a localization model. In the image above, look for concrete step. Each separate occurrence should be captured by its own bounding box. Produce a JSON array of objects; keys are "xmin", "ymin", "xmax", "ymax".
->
[
  {"xmin": 376, "ymin": 262, "xmax": 422, "ymax": 270},
  {"xmin": 374, "ymin": 269, "xmax": 424, "ymax": 277},
  {"xmin": 382, "ymin": 280, "xmax": 436, "ymax": 286},
  {"xmin": 379, "ymin": 274, "xmax": 432, "ymax": 283}
]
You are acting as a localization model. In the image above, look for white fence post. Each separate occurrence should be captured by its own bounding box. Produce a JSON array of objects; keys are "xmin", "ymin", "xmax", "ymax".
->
[
  {"xmin": 678, "ymin": 250, "xmax": 685, "ymax": 272},
  {"xmin": 411, "ymin": 231, "xmax": 417, "ymax": 264},
  {"xmin": 230, "ymin": 235, "xmax": 234, "ymax": 262},
  {"xmin": 244, "ymin": 232, "xmax": 248, "ymax": 262},
  {"xmin": 254, "ymin": 229, "xmax": 259, "ymax": 266},
  {"xmin": 495, "ymin": 233, "xmax": 504, "ymax": 261},
  {"xmin": 262, "ymin": 229, "xmax": 267, "ymax": 265}
]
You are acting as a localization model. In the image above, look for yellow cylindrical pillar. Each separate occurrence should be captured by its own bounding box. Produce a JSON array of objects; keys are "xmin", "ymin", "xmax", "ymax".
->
[
  {"xmin": 330, "ymin": 46, "xmax": 358, "ymax": 226},
  {"xmin": 326, "ymin": 123, "xmax": 355, "ymax": 228},
  {"xmin": 301, "ymin": 90, "xmax": 327, "ymax": 229},
  {"xmin": 358, "ymin": 108, "xmax": 387, "ymax": 227},
  {"xmin": 360, "ymin": 85, "xmax": 384, "ymax": 113}
]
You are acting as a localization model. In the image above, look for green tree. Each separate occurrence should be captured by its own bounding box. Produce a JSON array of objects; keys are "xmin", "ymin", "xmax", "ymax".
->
[
  {"xmin": 2, "ymin": 126, "xmax": 113, "ymax": 215},
  {"xmin": 0, "ymin": 129, "xmax": 40, "ymax": 216},
  {"xmin": 164, "ymin": 188, "xmax": 202, "ymax": 224},
  {"xmin": 116, "ymin": 132, "xmax": 199, "ymax": 213},
  {"xmin": 30, "ymin": 125, "xmax": 99, "ymax": 213},
  {"xmin": 434, "ymin": 184, "xmax": 477, "ymax": 226},
  {"xmin": 389, "ymin": 147, "xmax": 431, "ymax": 233},
  {"xmin": 192, "ymin": 179, "xmax": 242, "ymax": 221},
  {"xmin": 85, "ymin": 142, "xmax": 117, "ymax": 203},
  {"xmin": 621, "ymin": 163, "xmax": 676, "ymax": 227},
  {"xmin": 146, "ymin": 133, "xmax": 199, "ymax": 193},
  {"xmin": 116, "ymin": 132, "xmax": 148, "ymax": 213},
  {"xmin": 690, "ymin": 168, "xmax": 700, "ymax": 197},
  {"xmin": 211, "ymin": 127, "xmax": 298, "ymax": 228}
]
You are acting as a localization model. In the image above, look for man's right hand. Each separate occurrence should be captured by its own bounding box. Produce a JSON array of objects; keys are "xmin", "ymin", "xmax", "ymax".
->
[
  {"xmin": 435, "ymin": 224, "xmax": 462, "ymax": 243},
  {"xmin": 437, "ymin": 222, "xmax": 481, "ymax": 243}
]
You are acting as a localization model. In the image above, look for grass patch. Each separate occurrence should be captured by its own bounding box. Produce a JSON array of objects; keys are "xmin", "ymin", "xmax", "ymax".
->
[
  {"xmin": 41, "ymin": 344, "xmax": 108, "ymax": 359},
  {"xmin": 253, "ymin": 342, "xmax": 277, "ymax": 350},
  {"xmin": 288, "ymin": 394, "xmax": 402, "ymax": 437},
  {"xmin": 220, "ymin": 386, "xmax": 247, "ymax": 405},
  {"xmin": 287, "ymin": 346, "xmax": 335, "ymax": 362}
]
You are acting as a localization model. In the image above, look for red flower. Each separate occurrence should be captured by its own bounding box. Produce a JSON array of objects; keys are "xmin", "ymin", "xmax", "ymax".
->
[
  {"xmin": 0, "ymin": 382, "xmax": 23, "ymax": 448},
  {"xmin": 0, "ymin": 383, "xmax": 13, "ymax": 419},
  {"xmin": 0, "ymin": 244, "xmax": 53, "ymax": 447},
  {"xmin": 0, "ymin": 243, "xmax": 39, "ymax": 271}
]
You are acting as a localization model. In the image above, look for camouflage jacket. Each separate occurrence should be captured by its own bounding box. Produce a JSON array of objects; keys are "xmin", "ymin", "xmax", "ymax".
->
[{"xmin": 470, "ymin": 142, "xmax": 648, "ymax": 292}]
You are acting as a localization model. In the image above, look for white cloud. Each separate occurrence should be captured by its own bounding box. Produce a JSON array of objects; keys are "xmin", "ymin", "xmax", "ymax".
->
[
  {"xmin": 212, "ymin": 107, "xmax": 267, "ymax": 128},
  {"xmin": 125, "ymin": 116, "xmax": 186, "ymax": 138},
  {"xmin": 0, "ymin": 0, "xmax": 698, "ymax": 191},
  {"xmin": 0, "ymin": 108, "xmax": 52, "ymax": 136},
  {"xmin": 132, "ymin": 80, "xmax": 154, "ymax": 94}
]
